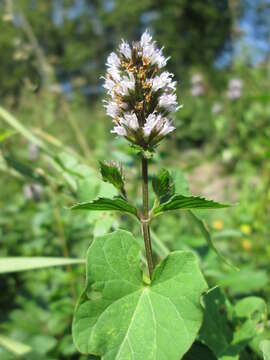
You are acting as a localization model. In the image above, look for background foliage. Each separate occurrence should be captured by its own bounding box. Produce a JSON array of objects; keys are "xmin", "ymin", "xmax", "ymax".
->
[{"xmin": 0, "ymin": 0, "xmax": 270, "ymax": 358}]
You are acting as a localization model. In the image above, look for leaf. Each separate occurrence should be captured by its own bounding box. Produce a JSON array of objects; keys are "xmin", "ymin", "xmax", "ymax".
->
[
  {"xmin": 216, "ymin": 267, "xmax": 268, "ymax": 295},
  {"xmin": 261, "ymin": 340, "xmax": 270, "ymax": 360},
  {"xmin": 71, "ymin": 197, "xmax": 138, "ymax": 218},
  {"xmin": 200, "ymin": 288, "xmax": 267, "ymax": 360},
  {"xmin": 72, "ymin": 230, "xmax": 207, "ymax": 359},
  {"xmin": 4, "ymin": 154, "xmax": 47, "ymax": 184},
  {"xmin": 0, "ymin": 335, "xmax": 31, "ymax": 355},
  {"xmin": 152, "ymin": 168, "xmax": 174, "ymax": 199},
  {"xmin": 154, "ymin": 194, "xmax": 230, "ymax": 215},
  {"xmin": 188, "ymin": 211, "xmax": 237, "ymax": 269},
  {"xmin": 234, "ymin": 297, "xmax": 267, "ymax": 322},
  {"xmin": 170, "ymin": 168, "xmax": 190, "ymax": 196},
  {"xmin": 0, "ymin": 106, "xmax": 46, "ymax": 150},
  {"xmin": 99, "ymin": 161, "xmax": 126, "ymax": 195},
  {"xmin": 0, "ymin": 130, "xmax": 16, "ymax": 143},
  {"xmin": 199, "ymin": 287, "xmax": 232, "ymax": 358},
  {"xmin": 0, "ymin": 257, "xmax": 84, "ymax": 274}
]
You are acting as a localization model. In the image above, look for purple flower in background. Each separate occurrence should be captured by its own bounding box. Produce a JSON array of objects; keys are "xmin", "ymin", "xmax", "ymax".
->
[
  {"xmin": 226, "ymin": 78, "xmax": 243, "ymax": 100},
  {"xmin": 212, "ymin": 103, "xmax": 223, "ymax": 114},
  {"xmin": 190, "ymin": 73, "xmax": 205, "ymax": 97}
]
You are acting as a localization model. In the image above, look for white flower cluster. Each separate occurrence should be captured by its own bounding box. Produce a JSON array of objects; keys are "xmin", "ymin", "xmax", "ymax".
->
[{"xmin": 103, "ymin": 30, "xmax": 181, "ymax": 148}]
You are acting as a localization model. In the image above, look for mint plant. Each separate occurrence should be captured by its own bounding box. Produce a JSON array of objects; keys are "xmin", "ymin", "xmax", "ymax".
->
[{"xmin": 70, "ymin": 30, "xmax": 232, "ymax": 359}]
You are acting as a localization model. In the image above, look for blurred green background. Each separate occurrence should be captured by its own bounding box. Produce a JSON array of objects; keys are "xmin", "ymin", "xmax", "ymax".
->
[{"xmin": 0, "ymin": 0, "xmax": 270, "ymax": 359}]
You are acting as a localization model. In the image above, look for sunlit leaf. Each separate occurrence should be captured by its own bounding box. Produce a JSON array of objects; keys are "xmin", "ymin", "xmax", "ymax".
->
[
  {"xmin": 72, "ymin": 230, "xmax": 207, "ymax": 359},
  {"xmin": 0, "ymin": 257, "xmax": 84, "ymax": 274},
  {"xmin": 0, "ymin": 335, "xmax": 31, "ymax": 355}
]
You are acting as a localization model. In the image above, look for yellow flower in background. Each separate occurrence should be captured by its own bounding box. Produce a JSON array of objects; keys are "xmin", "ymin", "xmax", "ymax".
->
[
  {"xmin": 241, "ymin": 224, "xmax": 251, "ymax": 235},
  {"xmin": 212, "ymin": 219, "xmax": 224, "ymax": 230},
  {"xmin": 241, "ymin": 239, "xmax": 252, "ymax": 252}
]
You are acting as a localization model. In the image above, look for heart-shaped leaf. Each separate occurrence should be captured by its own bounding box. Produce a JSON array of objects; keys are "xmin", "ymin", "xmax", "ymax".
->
[
  {"xmin": 71, "ymin": 197, "xmax": 138, "ymax": 218},
  {"xmin": 154, "ymin": 194, "xmax": 230, "ymax": 216},
  {"xmin": 72, "ymin": 230, "xmax": 207, "ymax": 359}
]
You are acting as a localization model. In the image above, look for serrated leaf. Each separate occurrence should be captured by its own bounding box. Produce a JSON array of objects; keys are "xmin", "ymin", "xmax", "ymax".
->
[
  {"xmin": 72, "ymin": 230, "xmax": 207, "ymax": 359},
  {"xmin": 0, "ymin": 335, "xmax": 31, "ymax": 356},
  {"xmin": 261, "ymin": 340, "xmax": 270, "ymax": 360},
  {"xmin": 152, "ymin": 168, "xmax": 174, "ymax": 199},
  {"xmin": 0, "ymin": 257, "xmax": 84, "ymax": 274},
  {"xmin": 154, "ymin": 194, "xmax": 230, "ymax": 215},
  {"xmin": 71, "ymin": 197, "xmax": 138, "ymax": 217},
  {"xmin": 99, "ymin": 161, "xmax": 126, "ymax": 196}
]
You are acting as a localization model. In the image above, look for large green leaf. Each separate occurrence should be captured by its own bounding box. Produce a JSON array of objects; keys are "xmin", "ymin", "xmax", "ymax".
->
[
  {"xmin": 154, "ymin": 194, "xmax": 230, "ymax": 216},
  {"xmin": 0, "ymin": 257, "xmax": 84, "ymax": 274},
  {"xmin": 71, "ymin": 197, "xmax": 138, "ymax": 218},
  {"xmin": 0, "ymin": 335, "xmax": 31, "ymax": 356},
  {"xmin": 72, "ymin": 230, "xmax": 207, "ymax": 359}
]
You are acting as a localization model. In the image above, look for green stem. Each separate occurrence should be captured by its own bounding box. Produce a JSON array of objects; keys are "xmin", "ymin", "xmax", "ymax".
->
[{"xmin": 141, "ymin": 155, "xmax": 154, "ymax": 279}]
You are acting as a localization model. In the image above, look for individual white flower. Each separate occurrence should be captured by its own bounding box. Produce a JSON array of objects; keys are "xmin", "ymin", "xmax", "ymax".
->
[
  {"xmin": 140, "ymin": 30, "xmax": 152, "ymax": 47},
  {"xmin": 106, "ymin": 52, "xmax": 120, "ymax": 69},
  {"xmin": 158, "ymin": 119, "xmax": 175, "ymax": 137},
  {"xmin": 159, "ymin": 93, "xmax": 178, "ymax": 112},
  {"xmin": 116, "ymin": 73, "xmax": 135, "ymax": 96},
  {"xmin": 152, "ymin": 72, "xmax": 176, "ymax": 92},
  {"xmin": 107, "ymin": 67, "xmax": 121, "ymax": 82},
  {"xmin": 143, "ymin": 113, "xmax": 175, "ymax": 142},
  {"xmin": 120, "ymin": 113, "xmax": 139, "ymax": 131},
  {"xmin": 119, "ymin": 40, "xmax": 132, "ymax": 59},
  {"xmin": 103, "ymin": 78, "xmax": 115, "ymax": 94},
  {"xmin": 143, "ymin": 113, "xmax": 163, "ymax": 137},
  {"xmin": 104, "ymin": 101, "xmax": 119, "ymax": 118},
  {"xmin": 111, "ymin": 125, "xmax": 127, "ymax": 137}
]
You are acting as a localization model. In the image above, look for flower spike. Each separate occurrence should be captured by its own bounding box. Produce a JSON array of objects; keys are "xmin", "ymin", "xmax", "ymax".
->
[{"xmin": 103, "ymin": 30, "xmax": 181, "ymax": 149}]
